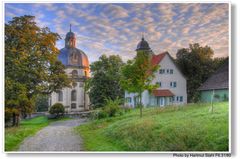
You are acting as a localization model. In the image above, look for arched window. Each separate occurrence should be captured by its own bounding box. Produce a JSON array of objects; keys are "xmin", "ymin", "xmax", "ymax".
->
[
  {"xmin": 71, "ymin": 90, "xmax": 76, "ymax": 101},
  {"xmin": 57, "ymin": 91, "xmax": 63, "ymax": 101},
  {"xmin": 72, "ymin": 70, "xmax": 78, "ymax": 77}
]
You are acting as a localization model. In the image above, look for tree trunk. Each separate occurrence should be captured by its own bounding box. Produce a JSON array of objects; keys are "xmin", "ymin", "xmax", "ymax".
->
[
  {"xmin": 12, "ymin": 113, "xmax": 16, "ymax": 126},
  {"xmin": 139, "ymin": 92, "xmax": 142, "ymax": 118},
  {"xmin": 16, "ymin": 114, "xmax": 20, "ymax": 127}
]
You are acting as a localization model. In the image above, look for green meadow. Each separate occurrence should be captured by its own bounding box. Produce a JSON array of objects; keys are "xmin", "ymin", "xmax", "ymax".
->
[{"xmin": 75, "ymin": 102, "xmax": 229, "ymax": 151}]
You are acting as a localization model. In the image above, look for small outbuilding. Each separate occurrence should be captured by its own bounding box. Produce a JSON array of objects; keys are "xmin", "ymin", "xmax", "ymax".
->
[{"xmin": 198, "ymin": 60, "xmax": 229, "ymax": 102}]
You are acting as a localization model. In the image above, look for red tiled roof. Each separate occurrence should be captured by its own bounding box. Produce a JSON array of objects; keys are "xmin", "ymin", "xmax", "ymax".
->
[
  {"xmin": 151, "ymin": 52, "xmax": 167, "ymax": 66},
  {"xmin": 152, "ymin": 89, "xmax": 174, "ymax": 97}
]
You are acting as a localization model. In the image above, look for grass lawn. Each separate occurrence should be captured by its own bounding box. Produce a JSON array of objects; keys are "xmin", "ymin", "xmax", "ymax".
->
[
  {"xmin": 5, "ymin": 116, "xmax": 70, "ymax": 151},
  {"xmin": 75, "ymin": 102, "xmax": 229, "ymax": 151}
]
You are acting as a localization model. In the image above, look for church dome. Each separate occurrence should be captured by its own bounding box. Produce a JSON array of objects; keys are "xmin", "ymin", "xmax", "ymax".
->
[
  {"xmin": 136, "ymin": 37, "xmax": 151, "ymax": 51},
  {"xmin": 58, "ymin": 48, "xmax": 89, "ymax": 68},
  {"xmin": 58, "ymin": 25, "xmax": 89, "ymax": 68}
]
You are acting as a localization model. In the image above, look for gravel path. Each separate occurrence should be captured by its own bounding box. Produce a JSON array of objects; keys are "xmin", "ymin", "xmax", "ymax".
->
[{"xmin": 18, "ymin": 118, "xmax": 86, "ymax": 151}]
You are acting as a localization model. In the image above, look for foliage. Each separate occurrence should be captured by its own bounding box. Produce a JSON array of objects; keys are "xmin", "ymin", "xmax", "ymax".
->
[
  {"xmin": 121, "ymin": 50, "xmax": 159, "ymax": 117},
  {"xmin": 90, "ymin": 98, "xmax": 123, "ymax": 120},
  {"xmin": 5, "ymin": 116, "xmax": 71, "ymax": 151},
  {"xmin": 102, "ymin": 98, "xmax": 122, "ymax": 117},
  {"xmin": 175, "ymin": 43, "xmax": 228, "ymax": 102},
  {"xmin": 5, "ymin": 15, "xmax": 70, "ymax": 126},
  {"xmin": 75, "ymin": 102, "xmax": 228, "ymax": 151},
  {"xmin": 49, "ymin": 103, "xmax": 65, "ymax": 118},
  {"xmin": 35, "ymin": 94, "xmax": 49, "ymax": 112},
  {"xmin": 88, "ymin": 54, "xmax": 125, "ymax": 108}
]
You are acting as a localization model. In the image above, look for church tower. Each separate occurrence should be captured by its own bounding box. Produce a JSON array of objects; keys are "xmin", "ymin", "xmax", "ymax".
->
[
  {"xmin": 136, "ymin": 35, "xmax": 153, "ymax": 55},
  {"xmin": 50, "ymin": 25, "xmax": 90, "ymax": 112}
]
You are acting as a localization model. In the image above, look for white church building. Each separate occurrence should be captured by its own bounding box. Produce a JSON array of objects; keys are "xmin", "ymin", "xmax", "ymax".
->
[
  {"xmin": 125, "ymin": 37, "xmax": 187, "ymax": 107},
  {"xmin": 50, "ymin": 26, "xmax": 90, "ymax": 112}
]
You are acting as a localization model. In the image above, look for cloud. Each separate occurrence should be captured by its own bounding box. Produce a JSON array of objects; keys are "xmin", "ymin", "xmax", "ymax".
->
[
  {"xmin": 4, "ymin": 3, "xmax": 229, "ymax": 61},
  {"xmin": 103, "ymin": 4, "xmax": 129, "ymax": 19}
]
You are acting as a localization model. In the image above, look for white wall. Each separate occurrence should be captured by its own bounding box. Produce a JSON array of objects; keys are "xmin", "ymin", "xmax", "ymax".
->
[
  {"xmin": 124, "ymin": 53, "xmax": 187, "ymax": 107},
  {"xmin": 152, "ymin": 54, "xmax": 187, "ymax": 105},
  {"xmin": 50, "ymin": 67, "xmax": 89, "ymax": 112}
]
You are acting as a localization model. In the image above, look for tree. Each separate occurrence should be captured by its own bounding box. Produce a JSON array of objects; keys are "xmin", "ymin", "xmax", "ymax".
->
[
  {"xmin": 121, "ymin": 51, "xmax": 158, "ymax": 117},
  {"xmin": 176, "ymin": 43, "xmax": 228, "ymax": 102},
  {"xmin": 49, "ymin": 103, "xmax": 65, "ymax": 118},
  {"xmin": 35, "ymin": 94, "xmax": 49, "ymax": 112},
  {"xmin": 88, "ymin": 54, "xmax": 125, "ymax": 108},
  {"xmin": 5, "ymin": 15, "xmax": 70, "ymax": 126}
]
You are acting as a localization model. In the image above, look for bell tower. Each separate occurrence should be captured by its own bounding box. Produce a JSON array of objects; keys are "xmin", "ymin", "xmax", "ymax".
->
[{"xmin": 65, "ymin": 24, "xmax": 76, "ymax": 48}]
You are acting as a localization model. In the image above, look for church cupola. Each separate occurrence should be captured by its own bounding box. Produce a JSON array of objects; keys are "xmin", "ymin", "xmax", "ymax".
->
[
  {"xmin": 136, "ymin": 35, "xmax": 151, "ymax": 52},
  {"xmin": 65, "ymin": 24, "xmax": 76, "ymax": 48}
]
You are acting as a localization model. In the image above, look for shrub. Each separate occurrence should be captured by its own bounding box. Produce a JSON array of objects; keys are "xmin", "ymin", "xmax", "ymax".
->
[
  {"xmin": 102, "ymin": 98, "xmax": 122, "ymax": 117},
  {"xmin": 91, "ymin": 98, "xmax": 125, "ymax": 120},
  {"xmin": 49, "ymin": 103, "xmax": 65, "ymax": 118},
  {"xmin": 90, "ymin": 109, "xmax": 108, "ymax": 120}
]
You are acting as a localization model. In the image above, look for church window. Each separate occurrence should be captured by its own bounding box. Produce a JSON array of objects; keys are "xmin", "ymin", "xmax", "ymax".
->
[
  {"xmin": 72, "ymin": 70, "xmax": 78, "ymax": 77},
  {"xmin": 170, "ymin": 69, "xmax": 173, "ymax": 74},
  {"xmin": 57, "ymin": 91, "xmax": 63, "ymax": 101},
  {"xmin": 71, "ymin": 103, "xmax": 76, "ymax": 109},
  {"xmin": 71, "ymin": 90, "xmax": 77, "ymax": 101}
]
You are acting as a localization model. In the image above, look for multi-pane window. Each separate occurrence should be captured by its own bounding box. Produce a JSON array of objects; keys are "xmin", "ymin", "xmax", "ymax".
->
[
  {"xmin": 160, "ymin": 69, "xmax": 173, "ymax": 74},
  {"xmin": 71, "ymin": 90, "xmax": 77, "ymax": 101},
  {"xmin": 57, "ymin": 91, "xmax": 63, "ymax": 101},
  {"xmin": 126, "ymin": 97, "xmax": 132, "ymax": 103},
  {"xmin": 180, "ymin": 96, "xmax": 183, "ymax": 102},
  {"xmin": 159, "ymin": 69, "xmax": 165, "ymax": 74},
  {"xmin": 72, "ymin": 70, "xmax": 78, "ymax": 78},
  {"xmin": 173, "ymin": 82, "xmax": 177, "ymax": 87},
  {"xmin": 71, "ymin": 103, "xmax": 76, "ymax": 109},
  {"xmin": 170, "ymin": 82, "xmax": 177, "ymax": 88}
]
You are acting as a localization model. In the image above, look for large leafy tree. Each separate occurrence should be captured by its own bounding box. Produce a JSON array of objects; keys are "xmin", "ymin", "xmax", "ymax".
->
[
  {"xmin": 5, "ymin": 15, "xmax": 70, "ymax": 125},
  {"xmin": 121, "ymin": 51, "xmax": 158, "ymax": 117},
  {"xmin": 88, "ymin": 54, "xmax": 124, "ymax": 108},
  {"xmin": 176, "ymin": 43, "xmax": 227, "ymax": 102}
]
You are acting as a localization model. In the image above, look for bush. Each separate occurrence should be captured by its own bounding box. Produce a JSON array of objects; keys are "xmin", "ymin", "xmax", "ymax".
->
[
  {"xmin": 49, "ymin": 103, "xmax": 65, "ymax": 118},
  {"xmin": 103, "ymin": 98, "xmax": 122, "ymax": 117},
  {"xmin": 90, "ymin": 109, "xmax": 108, "ymax": 120},
  {"xmin": 91, "ymin": 98, "xmax": 125, "ymax": 120}
]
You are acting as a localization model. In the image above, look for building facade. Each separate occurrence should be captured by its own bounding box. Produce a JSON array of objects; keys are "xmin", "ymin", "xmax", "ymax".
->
[
  {"xmin": 50, "ymin": 26, "xmax": 90, "ymax": 112},
  {"xmin": 198, "ymin": 60, "xmax": 229, "ymax": 103},
  {"xmin": 125, "ymin": 37, "xmax": 187, "ymax": 107}
]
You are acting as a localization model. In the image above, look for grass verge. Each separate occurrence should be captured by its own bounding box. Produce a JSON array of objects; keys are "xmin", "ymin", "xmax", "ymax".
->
[
  {"xmin": 5, "ymin": 116, "xmax": 70, "ymax": 151},
  {"xmin": 75, "ymin": 102, "xmax": 229, "ymax": 151}
]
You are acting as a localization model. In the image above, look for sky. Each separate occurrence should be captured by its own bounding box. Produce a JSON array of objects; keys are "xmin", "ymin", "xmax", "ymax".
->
[{"xmin": 5, "ymin": 3, "xmax": 229, "ymax": 63}]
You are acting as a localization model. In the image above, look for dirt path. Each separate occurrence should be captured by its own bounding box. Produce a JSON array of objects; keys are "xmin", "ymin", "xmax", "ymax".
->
[{"xmin": 18, "ymin": 119, "xmax": 86, "ymax": 151}]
